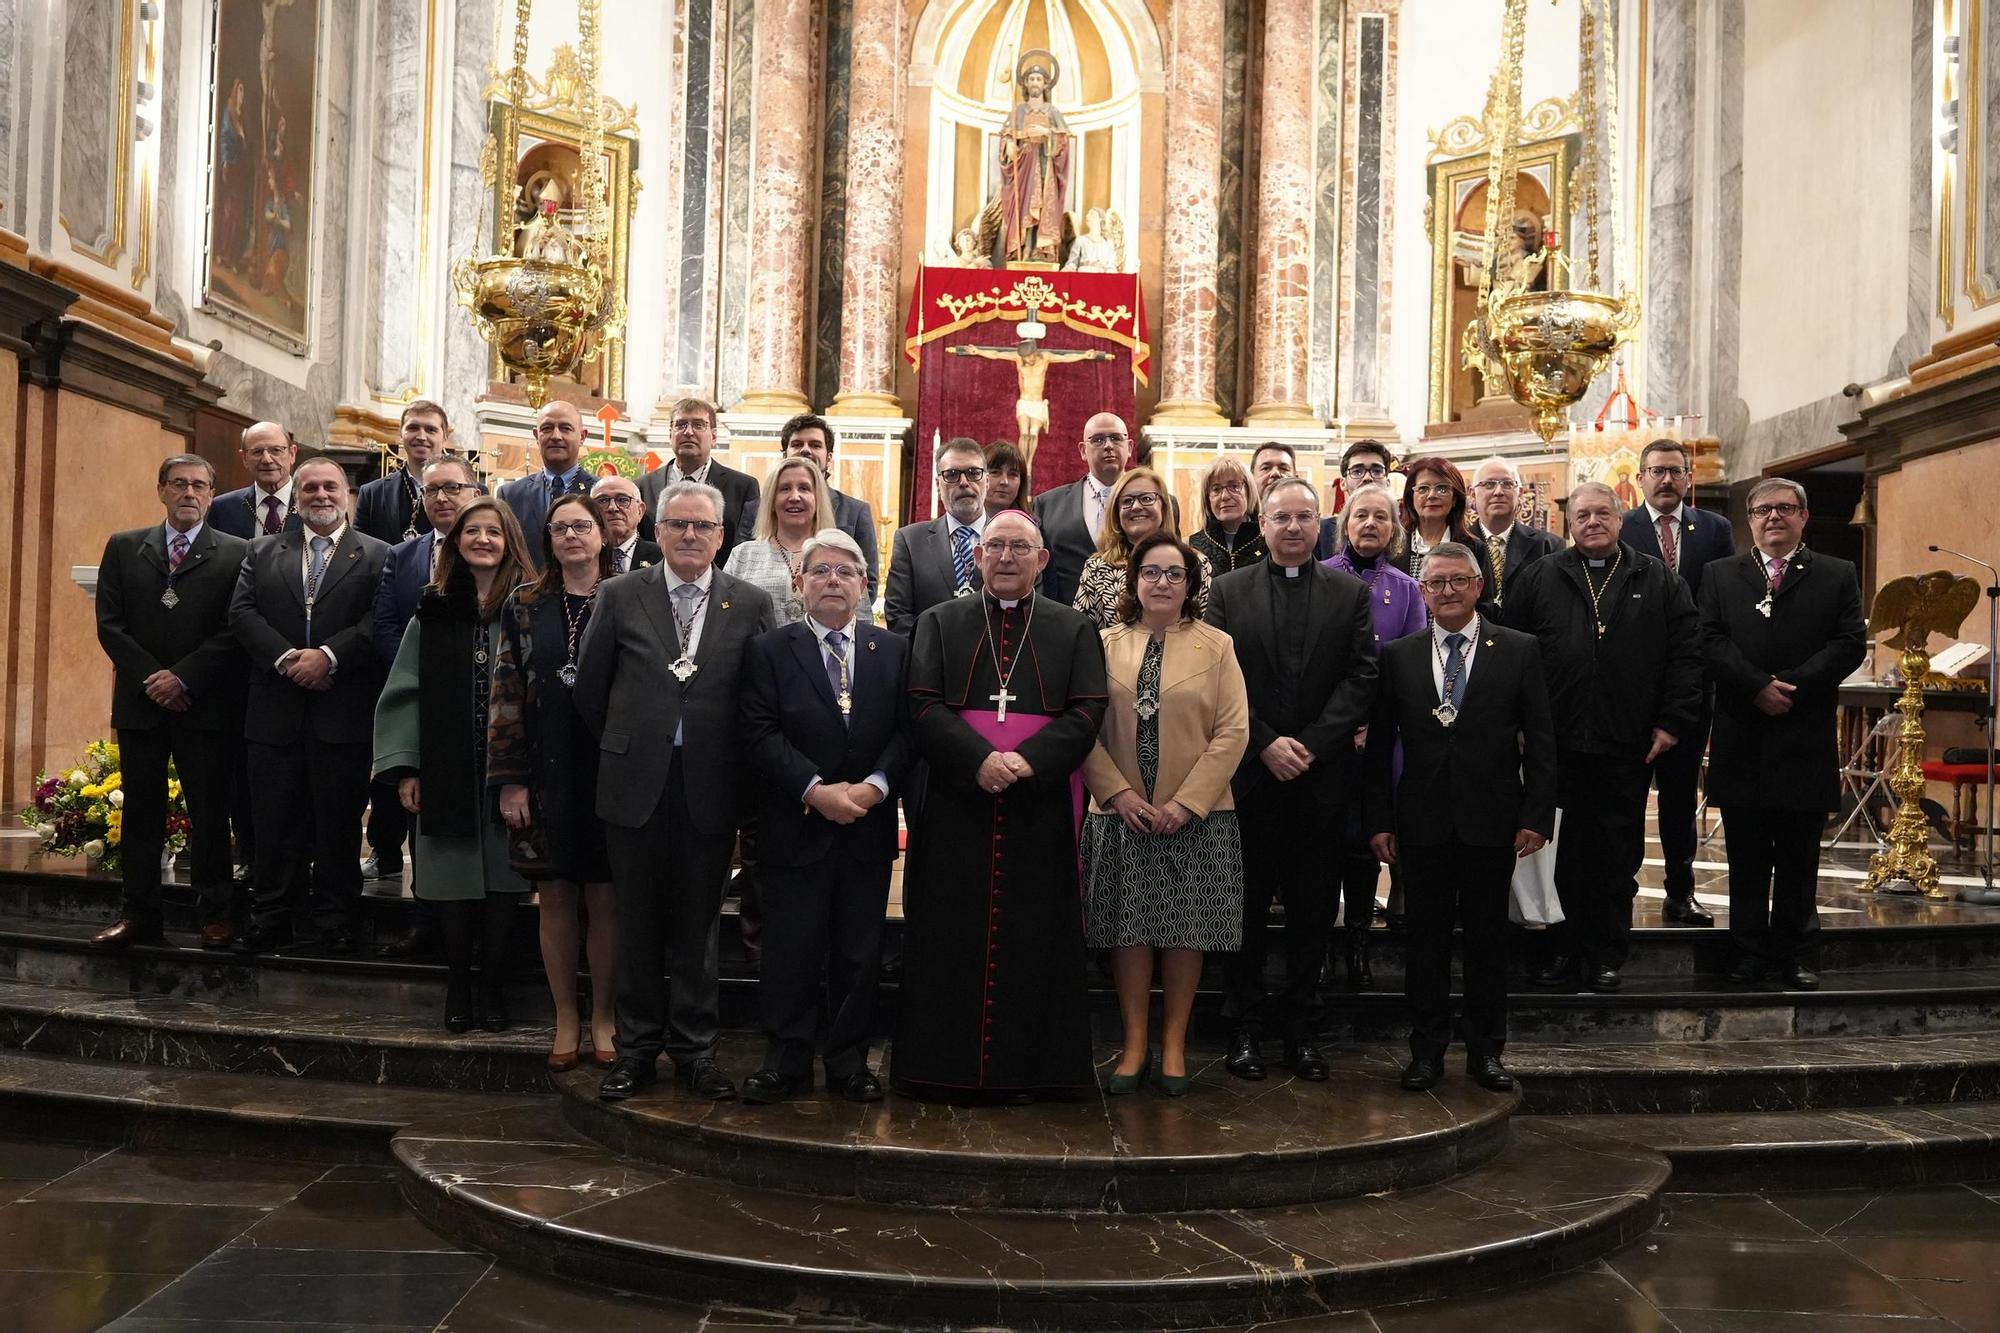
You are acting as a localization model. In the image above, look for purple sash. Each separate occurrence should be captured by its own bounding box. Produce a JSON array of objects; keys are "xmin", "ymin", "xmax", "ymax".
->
[{"xmin": 956, "ymin": 707, "xmax": 1086, "ymax": 834}]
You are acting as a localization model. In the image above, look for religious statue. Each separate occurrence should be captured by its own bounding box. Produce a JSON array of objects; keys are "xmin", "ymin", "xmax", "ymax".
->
[
  {"xmin": 1458, "ymin": 208, "xmax": 1552, "ymax": 399},
  {"xmin": 951, "ymin": 227, "xmax": 991, "ymax": 269},
  {"xmin": 516, "ymin": 175, "xmax": 588, "ymax": 266},
  {"xmin": 1495, "ymin": 208, "xmax": 1551, "ymax": 294},
  {"xmin": 998, "ymin": 50, "xmax": 1072, "ymax": 267},
  {"xmin": 948, "ymin": 336, "xmax": 1115, "ymax": 470},
  {"xmin": 1061, "ymin": 208, "xmax": 1124, "ymax": 273}
]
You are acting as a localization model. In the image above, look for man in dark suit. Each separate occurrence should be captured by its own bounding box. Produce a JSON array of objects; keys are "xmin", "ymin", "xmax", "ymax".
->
[
  {"xmin": 574, "ymin": 479, "xmax": 778, "ymax": 1103},
  {"xmin": 228, "ymin": 459, "xmax": 391, "ymax": 955},
  {"xmin": 1316, "ymin": 440, "xmax": 1397, "ymax": 559},
  {"xmin": 638, "ymin": 396, "xmax": 760, "ymax": 561},
  {"xmin": 91, "ymin": 455, "xmax": 249, "ymax": 951},
  {"xmin": 1468, "ymin": 455, "xmax": 1562, "ymax": 609},
  {"xmin": 1031, "ymin": 411, "xmax": 1133, "ymax": 605},
  {"xmin": 1506, "ymin": 482, "xmax": 1703, "ymax": 993},
  {"xmin": 354, "ymin": 400, "xmax": 450, "ymax": 545},
  {"xmin": 739, "ymin": 528, "xmax": 912, "ymax": 1104},
  {"xmin": 1206, "ymin": 477, "xmax": 1377, "ymax": 1082},
  {"xmin": 885, "ymin": 437, "xmax": 987, "ymax": 635},
  {"xmin": 590, "ymin": 474, "xmax": 661, "ymax": 573},
  {"xmin": 767, "ymin": 414, "xmax": 880, "ymax": 605},
  {"xmin": 1699, "ymin": 478, "xmax": 1866, "ymax": 991},
  {"xmin": 1368, "ymin": 541, "xmax": 1556, "ymax": 1093},
  {"xmin": 209, "ymin": 421, "xmax": 304, "ymax": 539},
  {"xmin": 1623, "ymin": 437, "xmax": 1736, "ymax": 925},
  {"xmin": 496, "ymin": 400, "xmax": 591, "ymax": 567}
]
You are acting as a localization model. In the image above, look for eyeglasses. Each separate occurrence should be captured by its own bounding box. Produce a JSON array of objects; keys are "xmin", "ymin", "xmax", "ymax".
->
[
  {"xmin": 161, "ymin": 477, "xmax": 213, "ymax": 492},
  {"xmin": 1474, "ymin": 478, "xmax": 1519, "ymax": 491},
  {"xmin": 1419, "ymin": 573, "xmax": 1479, "ymax": 593},
  {"xmin": 981, "ymin": 539, "xmax": 1038, "ymax": 556},
  {"xmin": 421, "ymin": 482, "xmax": 477, "ymax": 498},
  {"xmin": 1116, "ymin": 493, "xmax": 1162, "ymax": 510},
  {"xmin": 805, "ymin": 562, "xmax": 863, "ymax": 580},
  {"xmin": 1641, "ymin": 466, "xmax": 1689, "ymax": 479},
  {"xmin": 1343, "ymin": 464, "xmax": 1389, "ymax": 481},
  {"xmin": 662, "ymin": 518, "xmax": 723, "ymax": 535},
  {"xmin": 595, "ymin": 494, "xmax": 640, "ymax": 509},
  {"xmin": 939, "ymin": 466, "xmax": 987, "ymax": 484},
  {"xmin": 670, "ymin": 418, "xmax": 711, "ymax": 434},
  {"xmin": 243, "ymin": 446, "xmax": 292, "ymax": 460},
  {"xmin": 1411, "ymin": 483, "xmax": 1455, "ymax": 498},
  {"xmin": 1208, "ymin": 481, "xmax": 1247, "ymax": 496},
  {"xmin": 1137, "ymin": 565, "xmax": 1188, "ymax": 585},
  {"xmin": 1748, "ymin": 502, "xmax": 1804, "ymax": 519},
  {"xmin": 1086, "ymin": 432, "xmax": 1128, "ymax": 446},
  {"xmin": 548, "ymin": 520, "xmax": 599, "ymax": 537},
  {"xmin": 1266, "ymin": 510, "xmax": 1318, "ymax": 528}
]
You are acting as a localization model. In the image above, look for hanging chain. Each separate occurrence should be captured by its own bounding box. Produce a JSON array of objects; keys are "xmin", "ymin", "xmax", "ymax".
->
[
  {"xmin": 1576, "ymin": 0, "xmax": 1602, "ymax": 290},
  {"xmin": 576, "ymin": 0, "xmax": 610, "ymax": 270},
  {"xmin": 1479, "ymin": 0, "xmax": 1531, "ymax": 307},
  {"xmin": 1602, "ymin": 0, "xmax": 1626, "ymax": 300}
]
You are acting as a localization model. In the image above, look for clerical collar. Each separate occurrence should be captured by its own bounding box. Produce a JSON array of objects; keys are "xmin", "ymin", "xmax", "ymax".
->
[
  {"xmin": 1274, "ymin": 561, "xmax": 1307, "ymax": 579},
  {"xmin": 1586, "ymin": 556, "xmax": 1610, "ymax": 568},
  {"xmin": 987, "ymin": 590, "xmax": 1027, "ymax": 610}
]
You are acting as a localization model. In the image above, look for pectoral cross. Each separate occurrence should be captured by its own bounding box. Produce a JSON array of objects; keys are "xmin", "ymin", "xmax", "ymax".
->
[{"xmin": 990, "ymin": 685, "xmax": 1017, "ymax": 722}]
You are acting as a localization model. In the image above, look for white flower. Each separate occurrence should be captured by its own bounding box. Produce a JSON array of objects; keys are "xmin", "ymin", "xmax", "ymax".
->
[
  {"xmin": 67, "ymin": 770, "xmax": 88, "ymax": 786},
  {"xmin": 108, "ymin": 790, "xmax": 124, "ymax": 809},
  {"xmin": 82, "ymin": 839, "xmax": 106, "ymax": 861}
]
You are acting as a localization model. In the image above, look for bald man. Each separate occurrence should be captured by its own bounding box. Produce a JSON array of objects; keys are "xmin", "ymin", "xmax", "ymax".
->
[
  {"xmin": 210, "ymin": 422, "xmax": 305, "ymax": 539},
  {"xmin": 1031, "ymin": 412, "xmax": 1134, "ymax": 606},
  {"xmin": 592, "ymin": 474, "xmax": 662, "ymax": 573},
  {"xmin": 497, "ymin": 400, "xmax": 592, "ymax": 568}
]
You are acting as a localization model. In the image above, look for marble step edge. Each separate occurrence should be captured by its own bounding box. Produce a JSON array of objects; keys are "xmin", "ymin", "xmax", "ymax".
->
[
  {"xmin": 391, "ymin": 1108, "xmax": 1667, "ymax": 1330},
  {"xmin": 554, "ymin": 1069, "xmax": 1518, "ymax": 1214}
]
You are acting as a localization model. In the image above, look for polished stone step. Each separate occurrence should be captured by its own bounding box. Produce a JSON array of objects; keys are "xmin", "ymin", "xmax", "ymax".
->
[
  {"xmin": 556, "ymin": 1049, "xmax": 1514, "ymax": 1213},
  {"xmin": 0, "ymin": 1047, "xmax": 531, "ymax": 1161},
  {"xmin": 393, "ymin": 1103, "xmax": 1665, "ymax": 1329}
]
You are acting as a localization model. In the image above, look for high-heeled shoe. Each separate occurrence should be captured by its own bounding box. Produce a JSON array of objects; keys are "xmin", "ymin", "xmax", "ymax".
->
[
  {"xmin": 546, "ymin": 1046, "xmax": 581, "ymax": 1073},
  {"xmin": 590, "ymin": 1046, "xmax": 618, "ymax": 1069},
  {"xmin": 1102, "ymin": 1050, "xmax": 1154, "ymax": 1095},
  {"xmin": 444, "ymin": 978, "xmax": 474, "ymax": 1035},
  {"xmin": 1152, "ymin": 1064, "xmax": 1193, "ymax": 1098}
]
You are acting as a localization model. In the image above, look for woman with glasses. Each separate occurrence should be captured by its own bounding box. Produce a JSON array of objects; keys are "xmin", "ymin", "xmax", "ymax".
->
[
  {"xmin": 489, "ymin": 493, "xmax": 620, "ymax": 1072},
  {"xmin": 724, "ymin": 456, "xmax": 845, "ymax": 624},
  {"xmin": 982, "ymin": 440, "xmax": 1031, "ymax": 517},
  {"xmin": 1072, "ymin": 467, "xmax": 1212, "ymax": 628},
  {"xmin": 1322, "ymin": 483, "xmax": 1430, "ymax": 987},
  {"xmin": 1189, "ymin": 457, "xmax": 1268, "ymax": 575},
  {"xmin": 373, "ymin": 498, "xmax": 538, "ymax": 1034},
  {"xmin": 1083, "ymin": 532, "xmax": 1249, "ymax": 1095},
  {"xmin": 1398, "ymin": 455, "xmax": 1495, "ymax": 590}
]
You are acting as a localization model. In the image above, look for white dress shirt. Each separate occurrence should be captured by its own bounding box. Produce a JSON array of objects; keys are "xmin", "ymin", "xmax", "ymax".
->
[
  {"xmin": 1429, "ymin": 616, "xmax": 1480, "ymax": 702},
  {"xmin": 1645, "ymin": 501, "xmax": 1685, "ymax": 571},
  {"xmin": 287, "ymin": 522, "xmax": 345, "ymax": 672},
  {"xmin": 1083, "ymin": 477, "xmax": 1113, "ymax": 543}
]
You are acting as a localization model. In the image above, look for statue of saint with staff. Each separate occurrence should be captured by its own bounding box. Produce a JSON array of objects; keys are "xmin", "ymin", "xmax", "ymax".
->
[{"xmin": 998, "ymin": 49, "xmax": 1071, "ymax": 267}]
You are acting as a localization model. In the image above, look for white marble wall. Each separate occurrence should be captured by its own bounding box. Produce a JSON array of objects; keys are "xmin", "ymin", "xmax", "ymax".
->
[
  {"xmin": 442, "ymin": 0, "xmax": 498, "ymax": 439},
  {"xmin": 1643, "ymin": 0, "xmax": 1696, "ymax": 416},
  {"xmin": 59, "ymin": 0, "xmax": 121, "ymax": 255},
  {"xmin": 363, "ymin": 0, "xmax": 426, "ymax": 399},
  {"xmin": 0, "ymin": 0, "xmax": 16, "ymax": 231}
]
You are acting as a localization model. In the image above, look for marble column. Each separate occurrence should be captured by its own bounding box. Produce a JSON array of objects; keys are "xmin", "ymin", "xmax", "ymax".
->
[
  {"xmin": 1245, "ymin": 0, "xmax": 1317, "ymax": 423},
  {"xmin": 827, "ymin": 0, "xmax": 904, "ymax": 417},
  {"xmin": 1152, "ymin": 0, "xmax": 1227, "ymax": 425},
  {"xmin": 739, "ymin": 0, "xmax": 817, "ymax": 415}
]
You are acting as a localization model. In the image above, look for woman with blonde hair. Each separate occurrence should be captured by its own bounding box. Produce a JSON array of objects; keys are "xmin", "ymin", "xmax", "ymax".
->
[
  {"xmin": 724, "ymin": 456, "xmax": 845, "ymax": 624},
  {"xmin": 1072, "ymin": 466, "xmax": 1212, "ymax": 627},
  {"xmin": 1188, "ymin": 457, "xmax": 1268, "ymax": 575}
]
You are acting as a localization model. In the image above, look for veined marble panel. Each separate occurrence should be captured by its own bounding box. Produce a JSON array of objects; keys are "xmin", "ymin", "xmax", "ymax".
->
[
  {"xmin": 1707, "ymin": 0, "xmax": 1746, "ymax": 448},
  {"xmin": 1905, "ymin": 0, "xmax": 1931, "ymax": 370},
  {"xmin": 715, "ymin": 0, "xmax": 757, "ymax": 410},
  {"xmin": 1644, "ymin": 0, "xmax": 1695, "ymax": 415},
  {"xmin": 364, "ymin": 0, "xmax": 424, "ymax": 397},
  {"xmin": 61, "ymin": 0, "xmax": 123, "ymax": 255},
  {"xmin": 154, "ymin": 0, "xmax": 185, "ymax": 326},
  {"xmin": 1345, "ymin": 11, "xmax": 1388, "ymax": 412},
  {"xmin": 676, "ymin": 0, "xmax": 717, "ymax": 394},
  {"xmin": 1307, "ymin": 0, "xmax": 1342, "ymax": 419},
  {"xmin": 0, "ymin": 0, "xmax": 16, "ymax": 226},
  {"xmin": 1214, "ymin": 0, "xmax": 1250, "ymax": 421},
  {"xmin": 812, "ymin": 0, "xmax": 852, "ymax": 413},
  {"xmin": 443, "ymin": 0, "xmax": 497, "ymax": 440}
]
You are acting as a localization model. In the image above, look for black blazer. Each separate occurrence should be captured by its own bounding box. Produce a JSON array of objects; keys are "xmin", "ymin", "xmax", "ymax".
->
[
  {"xmin": 1204, "ymin": 562, "xmax": 1379, "ymax": 806},
  {"xmin": 354, "ymin": 468, "xmax": 429, "ymax": 546},
  {"xmin": 1622, "ymin": 504, "xmax": 1734, "ymax": 598},
  {"xmin": 372, "ymin": 535, "xmax": 438, "ymax": 666},
  {"xmin": 229, "ymin": 527, "xmax": 391, "ymax": 746},
  {"xmin": 1698, "ymin": 548, "xmax": 1867, "ymax": 812},
  {"xmin": 639, "ymin": 458, "xmax": 760, "ymax": 561},
  {"xmin": 208, "ymin": 485, "xmax": 302, "ymax": 540},
  {"xmin": 741, "ymin": 620, "xmax": 914, "ymax": 867},
  {"xmin": 1031, "ymin": 479, "xmax": 1095, "ymax": 607},
  {"xmin": 96, "ymin": 524, "xmax": 249, "ymax": 732},
  {"xmin": 1475, "ymin": 520, "xmax": 1564, "ymax": 588},
  {"xmin": 1365, "ymin": 624, "xmax": 1557, "ymax": 848},
  {"xmin": 885, "ymin": 516, "xmax": 980, "ymax": 636}
]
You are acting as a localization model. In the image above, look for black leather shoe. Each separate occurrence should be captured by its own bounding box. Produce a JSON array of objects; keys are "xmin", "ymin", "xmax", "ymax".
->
[
  {"xmin": 741, "ymin": 1070, "xmax": 806, "ymax": 1105},
  {"xmin": 1224, "ymin": 1032, "xmax": 1266, "ymax": 1081},
  {"xmin": 444, "ymin": 979, "xmax": 474, "ymax": 1035},
  {"xmin": 1727, "ymin": 956, "xmax": 1767, "ymax": 985},
  {"xmin": 317, "ymin": 928, "xmax": 358, "ymax": 956},
  {"xmin": 1585, "ymin": 966, "xmax": 1622, "ymax": 993},
  {"xmin": 675, "ymin": 1058, "xmax": 738, "ymax": 1101},
  {"xmin": 836, "ymin": 1070, "xmax": 884, "ymax": 1103},
  {"xmin": 1467, "ymin": 1056, "xmax": 1516, "ymax": 1092},
  {"xmin": 1285, "ymin": 1042, "xmax": 1330, "ymax": 1082},
  {"xmin": 1400, "ymin": 1057, "xmax": 1441, "ymax": 1091},
  {"xmin": 1782, "ymin": 963, "xmax": 1820, "ymax": 991},
  {"xmin": 1530, "ymin": 955, "xmax": 1577, "ymax": 988},
  {"xmin": 232, "ymin": 925, "xmax": 293, "ymax": 955},
  {"xmin": 1344, "ymin": 934, "xmax": 1374, "ymax": 992},
  {"xmin": 598, "ymin": 1056, "xmax": 656, "ymax": 1101},
  {"xmin": 1661, "ymin": 892, "xmax": 1715, "ymax": 927},
  {"xmin": 376, "ymin": 924, "xmax": 439, "ymax": 959}
]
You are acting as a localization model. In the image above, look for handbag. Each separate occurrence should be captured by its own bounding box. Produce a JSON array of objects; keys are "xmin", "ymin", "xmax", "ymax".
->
[
  {"xmin": 1508, "ymin": 807, "xmax": 1564, "ymax": 927},
  {"xmin": 501, "ymin": 791, "xmax": 556, "ymax": 878}
]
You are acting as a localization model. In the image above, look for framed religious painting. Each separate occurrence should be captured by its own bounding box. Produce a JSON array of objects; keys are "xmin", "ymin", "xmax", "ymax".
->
[{"xmin": 199, "ymin": 0, "xmax": 322, "ymax": 353}]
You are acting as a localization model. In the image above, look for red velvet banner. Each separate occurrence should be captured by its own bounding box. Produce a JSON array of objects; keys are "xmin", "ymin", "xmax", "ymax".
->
[{"xmin": 904, "ymin": 267, "xmax": 1148, "ymax": 518}]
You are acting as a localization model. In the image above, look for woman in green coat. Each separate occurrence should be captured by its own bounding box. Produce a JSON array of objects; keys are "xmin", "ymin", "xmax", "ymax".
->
[{"xmin": 374, "ymin": 498, "xmax": 538, "ymax": 1032}]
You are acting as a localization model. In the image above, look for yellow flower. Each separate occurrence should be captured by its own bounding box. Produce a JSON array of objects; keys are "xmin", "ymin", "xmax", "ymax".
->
[
  {"xmin": 167, "ymin": 780, "xmax": 183, "ymax": 800},
  {"xmin": 104, "ymin": 772, "xmax": 121, "ymax": 791}
]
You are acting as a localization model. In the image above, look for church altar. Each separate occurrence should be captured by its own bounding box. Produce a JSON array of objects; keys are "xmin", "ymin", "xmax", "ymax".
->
[{"xmin": 904, "ymin": 267, "xmax": 1148, "ymax": 516}]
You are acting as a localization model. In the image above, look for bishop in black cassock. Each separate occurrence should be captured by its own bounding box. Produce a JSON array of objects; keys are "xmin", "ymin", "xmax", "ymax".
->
[{"xmin": 894, "ymin": 512, "xmax": 1107, "ymax": 1099}]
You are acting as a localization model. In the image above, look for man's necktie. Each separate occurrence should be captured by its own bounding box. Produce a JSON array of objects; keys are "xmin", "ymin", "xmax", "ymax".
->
[
  {"xmin": 262, "ymin": 495, "xmax": 283, "ymax": 535},
  {"xmin": 613, "ymin": 546, "xmax": 628, "ymax": 574},
  {"xmin": 548, "ymin": 473, "xmax": 567, "ymax": 506},
  {"xmin": 1444, "ymin": 632, "xmax": 1468, "ymax": 709},
  {"xmin": 951, "ymin": 525, "xmax": 974, "ymax": 591},
  {"xmin": 1657, "ymin": 513, "xmax": 1679, "ymax": 571},
  {"xmin": 1485, "ymin": 534, "xmax": 1507, "ymax": 602},
  {"xmin": 307, "ymin": 535, "xmax": 332, "ymax": 595},
  {"xmin": 824, "ymin": 630, "xmax": 848, "ymax": 722},
  {"xmin": 1087, "ymin": 484, "xmax": 1107, "ymax": 540},
  {"xmin": 1768, "ymin": 554, "xmax": 1787, "ymax": 591},
  {"xmin": 168, "ymin": 533, "xmax": 189, "ymax": 573}
]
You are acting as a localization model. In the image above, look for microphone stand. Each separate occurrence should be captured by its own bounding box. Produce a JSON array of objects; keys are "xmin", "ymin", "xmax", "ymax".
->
[{"xmin": 1929, "ymin": 543, "xmax": 2000, "ymax": 901}]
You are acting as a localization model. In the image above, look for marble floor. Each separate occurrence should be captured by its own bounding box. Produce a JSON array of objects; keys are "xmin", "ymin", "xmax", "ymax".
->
[{"xmin": 0, "ymin": 1131, "xmax": 1993, "ymax": 1332}]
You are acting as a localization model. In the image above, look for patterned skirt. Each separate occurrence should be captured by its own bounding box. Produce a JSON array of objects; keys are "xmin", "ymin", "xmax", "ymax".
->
[{"xmin": 1080, "ymin": 810, "xmax": 1244, "ymax": 951}]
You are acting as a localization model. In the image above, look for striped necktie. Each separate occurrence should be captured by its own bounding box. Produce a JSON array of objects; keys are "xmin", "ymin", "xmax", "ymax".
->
[{"xmin": 951, "ymin": 525, "xmax": 974, "ymax": 591}]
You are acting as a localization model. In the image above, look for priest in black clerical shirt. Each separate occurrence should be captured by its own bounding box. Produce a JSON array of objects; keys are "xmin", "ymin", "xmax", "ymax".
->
[{"xmin": 896, "ymin": 509, "xmax": 1107, "ymax": 1101}]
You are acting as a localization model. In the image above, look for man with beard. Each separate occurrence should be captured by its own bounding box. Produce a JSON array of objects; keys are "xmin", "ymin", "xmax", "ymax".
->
[
  {"xmin": 885, "ymin": 438, "xmax": 988, "ymax": 636},
  {"xmin": 355, "ymin": 401, "xmax": 450, "ymax": 544}
]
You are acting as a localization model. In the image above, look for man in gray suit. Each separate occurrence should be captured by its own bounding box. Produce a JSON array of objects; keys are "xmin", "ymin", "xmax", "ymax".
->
[
  {"xmin": 495, "ymin": 400, "xmax": 590, "ymax": 567},
  {"xmin": 575, "ymin": 480, "xmax": 778, "ymax": 1103},
  {"xmin": 884, "ymin": 437, "xmax": 988, "ymax": 635},
  {"xmin": 1032, "ymin": 411, "xmax": 1134, "ymax": 606},
  {"xmin": 768, "ymin": 413, "xmax": 880, "ymax": 605}
]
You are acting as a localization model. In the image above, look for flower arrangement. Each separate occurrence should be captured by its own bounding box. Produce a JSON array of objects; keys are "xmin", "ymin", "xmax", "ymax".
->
[{"xmin": 17, "ymin": 740, "xmax": 187, "ymax": 875}]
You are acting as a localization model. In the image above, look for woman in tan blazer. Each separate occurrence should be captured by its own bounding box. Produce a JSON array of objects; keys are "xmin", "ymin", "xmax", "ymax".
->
[{"xmin": 1082, "ymin": 532, "xmax": 1250, "ymax": 1096}]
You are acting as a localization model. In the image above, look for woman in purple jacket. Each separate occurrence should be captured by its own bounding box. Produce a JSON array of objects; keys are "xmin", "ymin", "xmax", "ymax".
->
[{"xmin": 1323, "ymin": 483, "xmax": 1430, "ymax": 987}]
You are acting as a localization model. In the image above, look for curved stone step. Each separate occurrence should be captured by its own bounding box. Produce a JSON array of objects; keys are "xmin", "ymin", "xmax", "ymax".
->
[
  {"xmin": 393, "ymin": 1104, "xmax": 1666, "ymax": 1330},
  {"xmin": 558, "ymin": 1046, "xmax": 1515, "ymax": 1212}
]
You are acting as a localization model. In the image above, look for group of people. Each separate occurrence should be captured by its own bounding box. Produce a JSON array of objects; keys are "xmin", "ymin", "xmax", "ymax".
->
[{"xmin": 92, "ymin": 396, "xmax": 1865, "ymax": 1105}]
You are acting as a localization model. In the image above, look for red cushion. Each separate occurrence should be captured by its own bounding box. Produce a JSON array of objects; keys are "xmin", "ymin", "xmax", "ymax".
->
[{"xmin": 1921, "ymin": 762, "xmax": 2000, "ymax": 783}]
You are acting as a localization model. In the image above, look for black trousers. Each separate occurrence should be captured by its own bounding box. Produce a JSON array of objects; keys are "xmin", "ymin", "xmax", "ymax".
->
[
  {"xmin": 604, "ymin": 753, "xmax": 735, "ymax": 1064},
  {"xmin": 115, "ymin": 723, "xmax": 233, "ymax": 928},
  {"xmin": 1400, "ymin": 839, "xmax": 1513, "ymax": 1061},
  {"xmin": 1723, "ymin": 805, "xmax": 1824, "ymax": 967},
  {"xmin": 757, "ymin": 848, "xmax": 892, "ymax": 1081},
  {"xmin": 245, "ymin": 739, "xmax": 370, "ymax": 934},
  {"xmin": 365, "ymin": 775, "xmax": 410, "ymax": 867},
  {"xmin": 1229, "ymin": 782, "xmax": 1337, "ymax": 1043},
  {"xmin": 1553, "ymin": 749, "xmax": 1651, "ymax": 970},
  {"xmin": 1650, "ymin": 702, "xmax": 1712, "ymax": 890}
]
